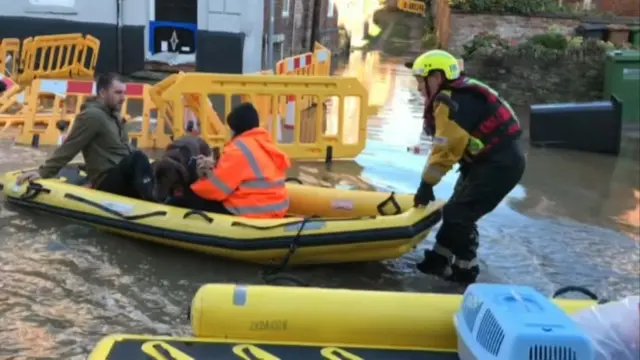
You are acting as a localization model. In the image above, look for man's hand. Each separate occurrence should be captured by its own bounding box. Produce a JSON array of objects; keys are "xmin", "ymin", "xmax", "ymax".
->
[
  {"xmin": 16, "ymin": 171, "xmax": 41, "ymax": 185},
  {"xmin": 195, "ymin": 155, "xmax": 215, "ymax": 178},
  {"xmin": 414, "ymin": 180, "xmax": 435, "ymax": 207}
]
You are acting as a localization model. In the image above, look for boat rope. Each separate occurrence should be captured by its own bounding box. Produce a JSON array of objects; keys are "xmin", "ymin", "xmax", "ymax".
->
[
  {"xmin": 552, "ymin": 285, "xmax": 608, "ymax": 304},
  {"xmin": 63, "ymin": 193, "xmax": 168, "ymax": 220},
  {"xmin": 261, "ymin": 216, "xmax": 314, "ymax": 287}
]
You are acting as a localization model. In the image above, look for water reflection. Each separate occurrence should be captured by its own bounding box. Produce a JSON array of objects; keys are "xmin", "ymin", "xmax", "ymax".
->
[{"xmin": 511, "ymin": 145, "xmax": 640, "ymax": 240}]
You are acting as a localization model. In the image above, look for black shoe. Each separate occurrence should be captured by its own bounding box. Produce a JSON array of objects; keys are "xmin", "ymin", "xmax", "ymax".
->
[
  {"xmin": 416, "ymin": 250, "xmax": 451, "ymax": 276},
  {"xmin": 448, "ymin": 264, "xmax": 479, "ymax": 285},
  {"xmin": 417, "ymin": 250, "xmax": 479, "ymax": 285},
  {"xmin": 137, "ymin": 176, "xmax": 157, "ymax": 202}
]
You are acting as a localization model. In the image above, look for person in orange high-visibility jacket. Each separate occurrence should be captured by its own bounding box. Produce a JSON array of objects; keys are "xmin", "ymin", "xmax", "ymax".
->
[{"xmin": 190, "ymin": 102, "xmax": 291, "ymax": 219}]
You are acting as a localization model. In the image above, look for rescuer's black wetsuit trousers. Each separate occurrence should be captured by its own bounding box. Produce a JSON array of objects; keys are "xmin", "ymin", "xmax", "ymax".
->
[{"xmin": 426, "ymin": 140, "xmax": 526, "ymax": 283}]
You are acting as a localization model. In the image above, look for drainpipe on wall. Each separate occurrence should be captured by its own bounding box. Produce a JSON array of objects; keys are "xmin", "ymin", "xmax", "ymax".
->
[
  {"xmin": 309, "ymin": 0, "xmax": 321, "ymax": 52},
  {"xmin": 291, "ymin": 3, "xmax": 297, "ymax": 56},
  {"xmin": 116, "ymin": 0, "xmax": 124, "ymax": 73},
  {"xmin": 267, "ymin": 0, "xmax": 275, "ymax": 70}
]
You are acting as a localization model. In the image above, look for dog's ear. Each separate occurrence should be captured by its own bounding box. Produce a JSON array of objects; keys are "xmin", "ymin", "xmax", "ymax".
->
[
  {"xmin": 198, "ymin": 139, "xmax": 212, "ymax": 157},
  {"xmin": 152, "ymin": 159, "xmax": 174, "ymax": 201}
]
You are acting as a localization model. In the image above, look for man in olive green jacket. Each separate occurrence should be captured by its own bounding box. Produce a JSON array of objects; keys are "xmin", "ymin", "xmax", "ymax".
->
[{"xmin": 17, "ymin": 73, "xmax": 156, "ymax": 201}]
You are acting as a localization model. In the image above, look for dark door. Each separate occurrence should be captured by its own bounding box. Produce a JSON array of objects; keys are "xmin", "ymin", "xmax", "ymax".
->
[
  {"xmin": 151, "ymin": 0, "xmax": 197, "ymax": 54},
  {"xmin": 155, "ymin": 0, "xmax": 197, "ymax": 24}
]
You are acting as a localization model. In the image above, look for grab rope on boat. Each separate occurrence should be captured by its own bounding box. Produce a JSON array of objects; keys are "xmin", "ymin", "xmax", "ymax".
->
[
  {"xmin": 552, "ymin": 285, "xmax": 608, "ymax": 304},
  {"xmin": 261, "ymin": 217, "xmax": 314, "ymax": 287},
  {"xmin": 64, "ymin": 193, "xmax": 168, "ymax": 220}
]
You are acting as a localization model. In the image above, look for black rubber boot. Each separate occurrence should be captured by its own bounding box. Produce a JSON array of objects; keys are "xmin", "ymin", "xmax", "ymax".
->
[
  {"xmin": 136, "ymin": 175, "xmax": 157, "ymax": 202},
  {"xmin": 449, "ymin": 264, "xmax": 479, "ymax": 285},
  {"xmin": 416, "ymin": 250, "xmax": 452, "ymax": 277}
]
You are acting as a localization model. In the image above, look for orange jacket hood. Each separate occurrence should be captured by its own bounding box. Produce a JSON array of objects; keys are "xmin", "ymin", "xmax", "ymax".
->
[{"xmin": 235, "ymin": 128, "xmax": 291, "ymax": 171}]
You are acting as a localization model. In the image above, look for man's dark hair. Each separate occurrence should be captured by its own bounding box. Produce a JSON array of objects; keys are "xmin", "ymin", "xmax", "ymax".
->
[{"xmin": 96, "ymin": 72, "xmax": 122, "ymax": 93}]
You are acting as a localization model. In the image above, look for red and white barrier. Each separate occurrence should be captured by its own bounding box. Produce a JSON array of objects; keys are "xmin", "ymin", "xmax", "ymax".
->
[
  {"xmin": 39, "ymin": 79, "xmax": 145, "ymax": 97},
  {"xmin": 277, "ymin": 53, "xmax": 313, "ymax": 141},
  {"xmin": 273, "ymin": 48, "xmax": 332, "ymax": 142}
]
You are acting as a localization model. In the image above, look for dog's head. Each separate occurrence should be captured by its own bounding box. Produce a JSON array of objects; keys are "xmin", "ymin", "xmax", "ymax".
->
[{"xmin": 152, "ymin": 156, "xmax": 190, "ymax": 202}]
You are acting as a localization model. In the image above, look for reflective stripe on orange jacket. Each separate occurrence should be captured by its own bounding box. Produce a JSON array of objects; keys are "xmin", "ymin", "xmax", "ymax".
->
[{"xmin": 190, "ymin": 128, "xmax": 291, "ymax": 219}]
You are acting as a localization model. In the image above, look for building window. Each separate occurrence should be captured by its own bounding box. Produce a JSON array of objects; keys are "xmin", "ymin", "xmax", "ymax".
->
[
  {"xmin": 327, "ymin": 0, "xmax": 335, "ymax": 18},
  {"xmin": 25, "ymin": 0, "xmax": 77, "ymax": 14},
  {"xmin": 282, "ymin": 0, "xmax": 290, "ymax": 17},
  {"xmin": 274, "ymin": 41, "xmax": 284, "ymax": 62}
]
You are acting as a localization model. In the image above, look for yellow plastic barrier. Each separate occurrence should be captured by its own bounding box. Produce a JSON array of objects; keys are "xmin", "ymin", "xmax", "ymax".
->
[
  {"xmin": 10, "ymin": 79, "xmax": 161, "ymax": 147},
  {"xmin": 0, "ymin": 75, "xmax": 26, "ymax": 138},
  {"xmin": 148, "ymin": 72, "xmax": 226, "ymax": 141},
  {"xmin": 1, "ymin": 34, "xmax": 100, "ymax": 136},
  {"xmin": 397, "ymin": 0, "xmax": 426, "ymax": 15},
  {"xmin": 16, "ymin": 33, "xmax": 99, "ymax": 86},
  {"xmin": 313, "ymin": 42, "xmax": 332, "ymax": 76},
  {"xmin": 272, "ymin": 42, "xmax": 333, "ymax": 142},
  {"xmin": 161, "ymin": 73, "xmax": 369, "ymax": 160},
  {"xmin": 0, "ymin": 38, "xmax": 20, "ymax": 77}
]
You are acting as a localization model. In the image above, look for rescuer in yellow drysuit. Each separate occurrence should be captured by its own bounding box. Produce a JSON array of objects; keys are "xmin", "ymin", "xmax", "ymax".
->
[{"xmin": 407, "ymin": 50, "xmax": 526, "ymax": 284}]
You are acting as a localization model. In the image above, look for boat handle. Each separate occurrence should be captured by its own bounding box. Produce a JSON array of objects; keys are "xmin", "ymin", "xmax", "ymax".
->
[
  {"xmin": 19, "ymin": 181, "xmax": 51, "ymax": 200},
  {"xmin": 376, "ymin": 192, "xmax": 402, "ymax": 216},
  {"xmin": 182, "ymin": 210, "xmax": 213, "ymax": 223},
  {"xmin": 285, "ymin": 177, "xmax": 303, "ymax": 184},
  {"xmin": 552, "ymin": 285, "xmax": 607, "ymax": 303}
]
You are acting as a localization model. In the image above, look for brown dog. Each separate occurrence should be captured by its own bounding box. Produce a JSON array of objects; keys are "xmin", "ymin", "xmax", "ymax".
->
[{"xmin": 152, "ymin": 135, "xmax": 212, "ymax": 202}]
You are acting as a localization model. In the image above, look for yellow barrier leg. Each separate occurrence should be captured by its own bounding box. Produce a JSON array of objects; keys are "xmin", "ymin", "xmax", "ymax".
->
[{"xmin": 15, "ymin": 80, "xmax": 41, "ymax": 146}]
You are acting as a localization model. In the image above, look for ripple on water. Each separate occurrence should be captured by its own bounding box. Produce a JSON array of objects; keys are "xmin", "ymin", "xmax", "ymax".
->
[{"xmin": 0, "ymin": 216, "xmax": 191, "ymax": 359}]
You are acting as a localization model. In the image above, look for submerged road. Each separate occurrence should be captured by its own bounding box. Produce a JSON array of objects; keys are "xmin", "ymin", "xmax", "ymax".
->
[{"xmin": 0, "ymin": 54, "xmax": 638, "ymax": 359}]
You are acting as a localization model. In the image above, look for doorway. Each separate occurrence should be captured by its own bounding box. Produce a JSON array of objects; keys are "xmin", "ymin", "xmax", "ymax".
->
[{"xmin": 148, "ymin": 0, "xmax": 198, "ymax": 67}]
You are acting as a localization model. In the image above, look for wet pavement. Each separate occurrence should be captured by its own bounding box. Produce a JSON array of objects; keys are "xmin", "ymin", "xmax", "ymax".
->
[{"xmin": 1, "ymin": 52, "xmax": 639, "ymax": 359}]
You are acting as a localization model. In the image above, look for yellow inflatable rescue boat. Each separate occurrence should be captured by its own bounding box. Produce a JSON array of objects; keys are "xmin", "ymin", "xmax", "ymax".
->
[
  {"xmin": 0, "ymin": 164, "xmax": 443, "ymax": 265},
  {"xmin": 88, "ymin": 284, "xmax": 597, "ymax": 359}
]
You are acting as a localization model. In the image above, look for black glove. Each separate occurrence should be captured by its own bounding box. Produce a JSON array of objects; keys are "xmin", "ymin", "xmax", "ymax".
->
[{"xmin": 414, "ymin": 180, "xmax": 435, "ymax": 207}]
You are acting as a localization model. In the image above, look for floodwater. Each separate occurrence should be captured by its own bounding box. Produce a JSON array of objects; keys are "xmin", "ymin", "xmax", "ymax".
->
[{"xmin": 1, "ymin": 51, "xmax": 639, "ymax": 359}]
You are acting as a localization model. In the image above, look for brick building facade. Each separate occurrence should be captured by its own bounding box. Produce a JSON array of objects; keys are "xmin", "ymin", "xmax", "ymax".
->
[
  {"xmin": 596, "ymin": 0, "xmax": 639, "ymax": 17},
  {"xmin": 262, "ymin": 0, "xmax": 340, "ymax": 70},
  {"xmin": 563, "ymin": 0, "xmax": 639, "ymax": 17}
]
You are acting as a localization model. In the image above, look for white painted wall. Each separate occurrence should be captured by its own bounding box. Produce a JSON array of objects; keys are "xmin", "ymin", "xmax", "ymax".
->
[
  {"xmin": 4, "ymin": 0, "xmax": 116, "ymax": 23},
  {"xmin": 5, "ymin": 0, "xmax": 264, "ymax": 74},
  {"xmin": 199, "ymin": 0, "xmax": 264, "ymax": 73}
]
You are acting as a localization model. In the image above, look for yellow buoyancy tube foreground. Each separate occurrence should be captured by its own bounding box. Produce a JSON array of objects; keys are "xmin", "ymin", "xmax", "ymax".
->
[
  {"xmin": 87, "ymin": 284, "xmax": 596, "ymax": 359},
  {"xmin": 0, "ymin": 163, "xmax": 443, "ymax": 265}
]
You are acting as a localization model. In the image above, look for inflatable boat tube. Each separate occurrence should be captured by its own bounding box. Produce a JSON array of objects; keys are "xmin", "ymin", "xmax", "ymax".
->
[
  {"xmin": 190, "ymin": 284, "xmax": 596, "ymax": 349},
  {"xmin": 0, "ymin": 164, "xmax": 443, "ymax": 265}
]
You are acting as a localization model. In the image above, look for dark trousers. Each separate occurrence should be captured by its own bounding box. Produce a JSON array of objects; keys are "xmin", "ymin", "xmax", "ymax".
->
[
  {"xmin": 165, "ymin": 186, "xmax": 232, "ymax": 215},
  {"xmin": 93, "ymin": 151, "xmax": 155, "ymax": 201},
  {"xmin": 433, "ymin": 142, "xmax": 526, "ymax": 265}
]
